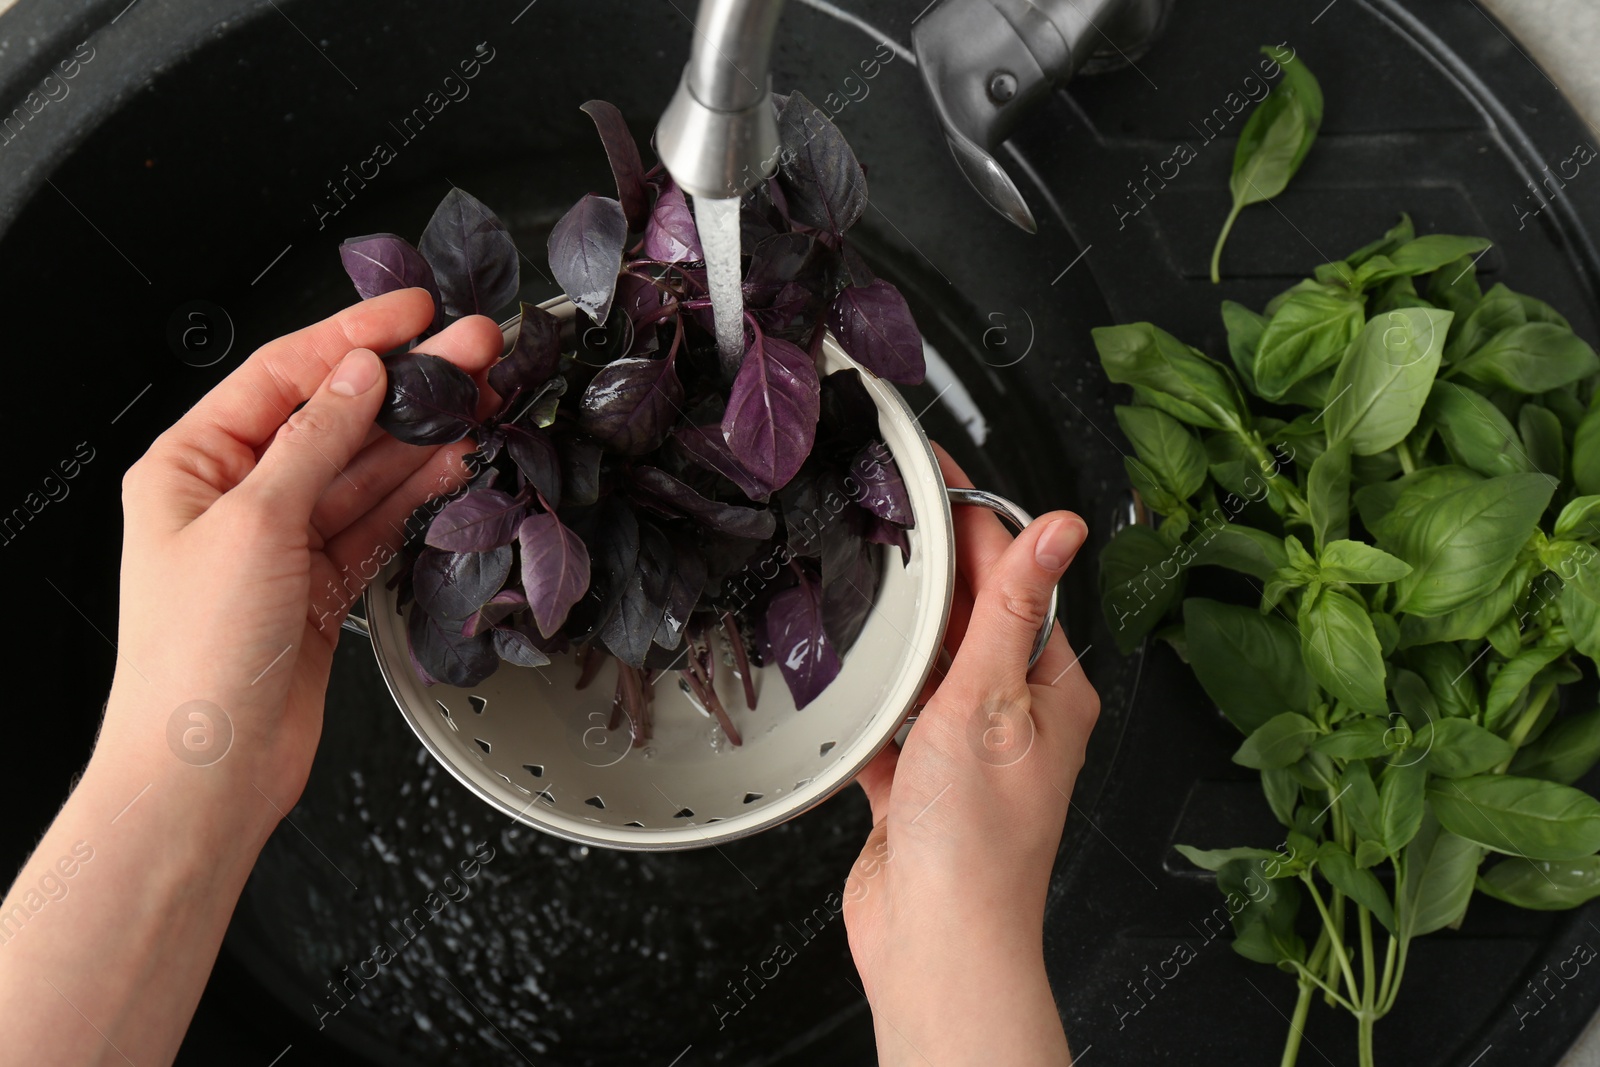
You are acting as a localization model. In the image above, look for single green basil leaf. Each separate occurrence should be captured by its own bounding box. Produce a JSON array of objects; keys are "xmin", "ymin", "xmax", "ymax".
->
[
  {"xmin": 1339, "ymin": 760, "xmax": 1383, "ymax": 843},
  {"xmin": 1446, "ymin": 283, "xmax": 1527, "ymax": 364},
  {"xmin": 1520, "ymin": 403, "xmax": 1566, "ymax": 481},
  {"xmin": 1100, "ymin": 523, "xmax": 1184, "ymax": 654},
  {"xmin": 1189, "ymin": 523, "xmax": 1289, "ymax": 581},
  {"xmin": 1405, "ymin": 644, "xmax": 1480, "ymax": 720},
  {"xmin": 1372, "ymin": 611, "xmax": 1401, "ymax": 657},
  {"xmin": 1319, "ymin": 539, "xmax": 1412, "ymax": 584},
  {"xmin": 1563, "ymin": 581, "xmax": 1600, "ymax": 662},
  {"xmin": 1353, "ymin": 234, "xmax": 1492, "ymax": 288},
  {"xmin": 1545, "ymin": 384, "xmax": 1589, "ymax": 437},
  {"xmin": 1543, "ymin": 540, "xmax": 1600, "ymax": 606},
  {"xmin": 1115, "ymin": 404, "xmax": 1208, "ymax": 500},
  {"xmin": 1427, "ymin": 253, "xmax": 1483, "ymax": 319},
  {"xmin": 1308, "ymin": 439, "xmax": 1351, "ymax": 551},
  {"xmin": 1093, "ymin": 323, "xmax": 1246, "ymax": 433},
  {"xmin": 1173, "ymin": 844, "xmax": 1286, "ymax": 872},
  {"xmin": 1426, "ymin": 380, "xmax": 1532, "ymax": 478},
  {"xmin": 1397, "ymin": 559, "xmax": 1532, "ymax": 648},
  {"xmin": 1371, "ymin": 275, "xmax": 1433, "ymax": 315},
  {"xmin": 1221, "ymin": 299, "xmax": 1268, "ymax": 397},
  {"xmin": 1478, "ymin": 856, "xmax": 1600, "ymax": 910},
  {"xmin": 1312, "ymin": 717, "xmax": 1396, "ymax": 760},
  {"xmin": 1455, "ymin": 322, "xmax": 1600, "ymax": 394},
  {"xmin": 1399, "ymin": 811, "xmax": 1482, "ymax": 940},
  {"xmin": 1233, "ymin": 712, "xmax": 1320, "ymax": 770},
  {"xmin": 1484, "ymin": 644, "xmax": 1568, "ymax": 732},
  {"xmin": 1252, "ymin": 286, "xmax": 1365, "ymax": 400},
  {"xmin": 1391, "ymin": 668, "xmax": 1438, "ymax": 731},
  {"xmin": 1573, "ymin": 404, "xmax": 1600, "ymax": 497},
  {"xmin": 1263, "ymin": 766, "xmax": 1301, "ymax": 828},
  {"xmin": 1428, "ymin": 774, "xmax": 1600, "ymax": 861},
  {"xmin": 1209, "ymin": 46, "xmax": 1322, "ymax": 284},
  {"xmin": 1555, "ymin": 495, "xmax": 1600, "ymax": 540},
  {"xmin": 1420, "ymin": 718, "xmax": 1515, "ymax": 778},
  {"xmin": 1375, "ymin": 760, "xmax": 1426, "ymax": 858},
  {"xmin": 1280, "ymin": 366, "xmax": 1337, "ymax": 408},
  {"xmin": 1391, "ymin": 472, "xmax": 1555, "ymax": 617},
  {"xmin": 1354, "ymin": 465, "xmax": 1482, "ymax": 546},
  {"xmin": 1298, "ymin": 584, "xmax": 1387, "ymax": 712},
  {"xmin": 1184, "ymin": 591, "xmax": 1318, "ymax": 735},
  {"xmin": 1325, "ymin": 308, "xmax": 1452, "ymax": 456},
  {"xmin": 1315, "ymin": 840, "xmax": 1397, "ymax": 932},
  {"xmin": 1514, "ymin": 289, "xmax": 1572, "ymax": 328},
  {"xmin": 1510, "ymin": 709, "xmax": 1600, "ymax": 785},
  {"xmin": 1125, "ymin": 456, "xmax": 1187, "ymax": 516}
]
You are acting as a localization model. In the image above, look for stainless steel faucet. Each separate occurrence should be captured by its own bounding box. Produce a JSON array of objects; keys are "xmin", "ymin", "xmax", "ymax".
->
[{"xmin": 655, "ymin": 0, "xmax": 1169, "ymax": 227}]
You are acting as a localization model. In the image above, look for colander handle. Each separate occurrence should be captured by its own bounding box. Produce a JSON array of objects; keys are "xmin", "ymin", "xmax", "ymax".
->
[
  {"xmin": 340, "ymin": 612, "xmax": 370, "ymax": 638},
  {"xmin": 945, "ymin": 487, "xmax": 1059, "ymax": 670}
]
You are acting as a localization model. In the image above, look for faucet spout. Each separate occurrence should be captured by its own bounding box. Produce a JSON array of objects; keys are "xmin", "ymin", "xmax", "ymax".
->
[{"xmin": 656, "ymin": 0, "xmax": 787, "ymax": 201}]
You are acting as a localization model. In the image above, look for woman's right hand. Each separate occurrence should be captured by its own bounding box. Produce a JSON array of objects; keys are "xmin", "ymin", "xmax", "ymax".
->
[{"xmin": 843, "ymin": 445, "xmax": 1099, "ymax": 1066}]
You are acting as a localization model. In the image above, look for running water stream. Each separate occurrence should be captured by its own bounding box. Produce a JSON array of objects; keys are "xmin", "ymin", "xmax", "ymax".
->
[{"xmin": 693, "ymin": 195, "xmax": 746, "ymax": 374}]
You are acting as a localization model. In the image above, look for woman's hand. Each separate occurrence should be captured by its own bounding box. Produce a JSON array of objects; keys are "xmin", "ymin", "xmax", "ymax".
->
[
  {"xmin": 843, "ymin": 445, "xmax": 1099, "ymax": 1066},
  {"xmin": 102, "ymin": 287, "xmax": 504, "ymax": 806}
]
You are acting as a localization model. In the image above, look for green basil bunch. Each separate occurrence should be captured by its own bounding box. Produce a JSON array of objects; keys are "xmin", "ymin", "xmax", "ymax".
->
[{"xmin": 1097, "ymin": 213, "xmax": 1600, "ymax": 1067}]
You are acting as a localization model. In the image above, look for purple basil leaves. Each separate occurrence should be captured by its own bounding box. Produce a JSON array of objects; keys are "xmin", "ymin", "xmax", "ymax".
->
[
  {"xmin": 579, "ymin": 99, "xmax": 650, "ymax": 232},
  {"xmin": 518, "ymin": 512, "xmax": 591, "ymax": 638},
  {"xmin": 580, "ymin": 355, "xmax": 684, "ymax": 455},
  {"xmin": 492, "ymin": 623, "xmax": 552, "ymax": 668},
  {"xmin": 828, "ymin": 280, "xmax": 926, "ymax": 385},
  {"xmin": 549, "ymin": 193, "xmax": 628, "ymax": 324},
  {"xmin": 721, "ymin": 331, "xmax": 821, "ymax": 494},
  {"xmin": 426, "ymin": 488, "xmax": 526, "ymax": 552},
  {"xmin": 488, "ymin": 303, "xmax": 562, "ymax": 399},
  {"xmin": 413, "ymin": 545, "xmax": 513, "ymax": 622},
  {"xmin": 599, "ymin": 520, "xmax": 676, "ymax": 668},
  {"xmin": 462, "ymin": 589, "xmax": 528, "ymax": 638},
  {"xmin": 632, "ymin": 466, "xmax": 777, "ymax": 540},
  {"xmin": 419, "ymin": 187, "xmax": 520, "ymax": 318},
  {"xmin": 851, "ymin": 442, "xmax": 914, "ymax": 526},
  {"xmin": 765, "ymin": 571, "xmax": 842, "ymax": 709},
  {"xmin": 775, "ymin": 91, "xmax": 867, "ymax": 235},
  {"xmin": 504, "ymin": 425, "xmax": 562, "ymax": 507},
  {"xmin": 408, "ymin": 606, "xmax": 498, "ymax": 688},
  {"xmin": 643, "ymin": 180, "xmax": 703, "ymax": 263},
  {"xmin": 560, "ymin": 435, "xmax": 604, "ymax": 507},
  {"xmin": 377, "ymin": 351, "xmax": 480, "ymax": 446},
  {"xmin": 339, "ymin": 233, "xmax": 444, "ymax": 332},
  {"xmin": 674, "ymin": 423, "xmax": 773, "ymax": 502}
]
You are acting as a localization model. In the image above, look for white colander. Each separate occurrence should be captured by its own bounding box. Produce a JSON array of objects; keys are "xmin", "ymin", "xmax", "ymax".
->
[{"xmin": 347, "ymin": 297, "xmax": 1053, "ymax": 850}]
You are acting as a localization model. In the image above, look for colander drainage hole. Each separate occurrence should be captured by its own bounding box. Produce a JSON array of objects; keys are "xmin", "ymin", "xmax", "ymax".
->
[
  {"xmin": 585, "ymin": 796, "xmax": 605, "ymax": 809},
  {"xmin": 436, "ymin": 699, "xmax": 457, "ymax": 731},
  {"xmin": 742, "ymin": 792, "xmax": 763, "ymax": 804},
  {"xmin": 795, "ymin": 778, "xmax": 813, "ymax": 790},
  {"xmin": 474, "ymin": 737, "xmax": 491, "ymax": 755},
  {"xmin": 524, "ymin": 764, "xmax": 544, "ymax": 778},
  {"xmin": 819, "ymin": 741, "xmax": 836, "ymax": 756},
  {"xmin": 535, "ymin": 789, "xmax": 555, "ymax": 805},
  {"xmin": 468, "ymin": 695, "xmax": 488, "ymax": 715},
  {"xmin": 672, "ymin": 807, "xmax": 695, "ymax": 819},
  {"xmin": 625, "ymin": 820, "xmax": 644, "ymax": 827}
]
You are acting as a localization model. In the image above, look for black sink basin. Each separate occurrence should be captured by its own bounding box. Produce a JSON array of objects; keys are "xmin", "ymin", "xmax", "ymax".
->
[{"xmin": 2, "ymin": 0, "xmax": 1598, "ymax": 1064}]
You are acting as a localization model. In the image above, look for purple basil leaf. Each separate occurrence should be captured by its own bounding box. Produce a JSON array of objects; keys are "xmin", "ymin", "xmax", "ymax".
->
[
  {"xmin": 580, "ymin": 355, "xmax": 684, "ymax": 455},
  {"xmin": 865, "ymin": 514, "xmax": 911, "ymax": 565},
  {"xmin": 548, "ymin": 193, "xmax": 628, "ymax": 324},
  {"xmin": 642, "ymin": 180, "xmax": 702, "ymax": 263},
  {"xmin": 841, "ymin": 242, "xmax": 876, "ymax": 288},
  {"xmin": 488, "ymin": 303, "xmax": 562, "ymax": 399},
  {"xmin": 822, "ymin": 536, "xmax": 878, "ymax": 653},
  {"xmin": 632, "ymin": 465, "xmax": 778, "ymax": 540},
  {"xmin": 504, "ymin": 425, "xmax": 562, "ymax": 507},
  {"xmin": 827, "ymin": 280, "xmax": 925, "ymax": 385},
  {"xmin": 616, "ymin": 273, "xmax": 664, "ymax": 357},
  {"xmin": 574, "ymin": 305, "xmax": 636, "ymax": 367},
  {"xmin": 654, "ymin": 538, "xmax": 707, "ymax": 651},
  {"xmin": 721, "ymin": 331, "xmax": 821, "ymax": 495},
  {"xmin": 765, "ymin": 571, "xmax": 842, "ymax": 709},
  {"xmin": 419, "ymin": 187, "xmax": 520, "ymax": 318},
  {"xmin": 775, "ymin": 91, "xmax": 867, "ymax": 234},
  {"xmin": 339, "ymin": 233, "xmax": 443, "ymax": 332},
  {"xmin": 426, "ymin": 488, "xmax": 526, "ymax": 552},
  {"xmin": 564, "ymin": 497, "xmax": 640, "ymax": 641},
  {"xmin": 743, "ymin": 232, "xmax": 835, "ymax": 336},
  {"xmin": 408, "ymin": 603, "xmax": 499, "ymax": 688},
  {"xmin": 777, "ymin": 466, "xmax": 832, "ymax": 558},
  {"xmin": 816, "ymin": 368, "xmax": 879, "ymax": 462},
  {"xmin": 518, "ymin": 512, "xmax": 592, "ymax": 638},
  {"xmin": 599, "ymin": 520, "xmax": 675, "ymax": 668},
  {"xmin": 674, "ymin": 423, "xmax": 772, "ymax": 502},
  {"xmin": 580, "ymin": 99, "xmax": 650, "ymax": 231},
  {"xmin": 561, "ymin": 435, "xmax": 605, "ymax": 507},
  {"xmin": 851, "ymin": 441, "xmax": 913, "ymax": 526},
  {"xmin": 492, "ymin": 623, "xmax": 552, "ymax": 668},
  {"xmin": 377, "ymin": 350, "xmax": 481, "ymax": 446},
  {"xmin": 462, "ymin": 589, "xmax": 528, "ymax": 638},
  {"xmin": 413, "ymin": 544, "xmax": 513, "ymax": 621}
]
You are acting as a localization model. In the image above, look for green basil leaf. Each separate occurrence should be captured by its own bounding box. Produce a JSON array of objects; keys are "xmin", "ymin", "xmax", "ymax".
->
[
  {"xmin": 1397, "ymin": 560, "xmax": 1532, "ymax": 647},
  {"xmin": 1399, "ymin": 811, "xmax": 1482, "ymax": 940},
  {"xmin": 1221, "ymin": 299, "xmax": 1268, "ymax": 397},
  {"xmin": 1513, "ymin": 290, "xmax": 1572, "ymax": 329},
  {"xmin": 1427, "ymin": 253, "xmax": 1483, "ymax": 319},
  {"xmin": 1189, "ymin": 522, "xmax": 1289, "ymax": 581},
  {"xmin": 1312, "ymin": 717, "xmax": 1397, "ymax": 759},
  {"xmin": 1308, "ymin": 439, "xmax": 1351, "ymax": 551},
  {"xmin": 1316, "ymin": 840, "xmax": 1397, "ymax": 932},
  {"xmin": 1574, "ymin": 404, "xmax": 1600, "ymax": 497},
  {"xmin": 1484, "ymin": 645, "xmax": 1568, "ymax": 732},
  {"xmin": 1125, "ymin": 456, "xmax": 1187, "ymax": 516},
  {"xmin": 1218, "ymin": 856, "xmax": 1305, "ymax": 965},
  {"xmin": 1115, "ymin": 404, "xmax": 1208, "ymax": 500},
  {"xmin": 1455, "ymin": 323, "xmax": 1600, "ymax": 394},
  {"xmin": 1354, "ymin": 465, "xmax": 1482, "ymax": 546},
  {"xmin": 1319, "ymin": 539, "xmax": 1412, "ymax": 584},
  {"xmin": 1173, "ymin": 844, "xmax": 1285, "ymax": 872},
  {"xmin": 1372, "ymin": 611, "xmax": 1400, "ymax": 657},
  {"xmin": 1233, "ymin": 711, "xmax": 1320, "ymax": 770},
  {"xmin": 1183, "ymin": 598, "xmax": 1319, "ymax": 733},
  {"xmin": 1210, "ymin": 46, "xmax": 1323, "ymax": 284},
  {"xmin": 1563, "ymin": 580, "xmax": 1600, "ymax": 662},
  {"xmin": 1339, "ymin": 760, "xmax": 1384, "ymax": 844},
  {"xmin": 1343, "ymin": 214, "xmax": 1416, "ymax": 269},
  {"xmin": 1326, "ymin": 308, "xmax": 1452, "ymax": 455},
  {"xmin": 1519, "ymin": 403, "xmax": 1566, "ymax": 481},
  {"xmin": 1419, "ymin": 718, "xmax": 1515, "ymax": 778},
  {"xmin": 1375, "ymin": 760, "xmax": 1427, "ymax": 857},
  {"xmin": 1510, "ymin": 709, "xmax": 1600, "ymax": 785},
  {"xmin": 1555, "ymin": 496, "xmax": 1600, "ymax": 541},
  {"xmin": 1298, "ymin": 584, "xmax": 1387, "ymax": 712},
  {"xmin": 1404, "ymin": 644, "xmax": 1481, "ymax": 720},
  {"xmin": 1100, "ymin": 523, "xmax": 1184, "ymax": 654},
  {"xmin": 1252, "ymin": 286, "xmax": 1365, "ymax": 400},
  {"xmin": 1543, "ymin": 540, "xmax": 1600, "ymax": 605},
  {"xmin": 1428, "ymin": 774, "xmax": 1600, "ymax": 861},
  {"xmin": 1446, "ymin": 283, "xmax": 1527, "ymax": 364},
  {"xmin": 1477, "ymin": 856, "xmax": 1600, "ymax": 910},
  {"xmin": 1391, "ymin": 668, "xmax": 1438, "ymax": 731},
  {"xmin": 1426, "ymin": 380, "xmax": 1532, "ymax": 478},
  {"xmin": 1352, "ymin": 234, "xmax": 1492, "ymax": 288},
  {"xmin": 1263, "ymin": 766, "xmax": 1301, "ymax": 828},
  {"xmin": 1094, "ymin": 323, "xmax": 1246, "ymax": 433},
  {"xmin": 1391, "ymin": 472, "xmax": 1556, "ymax": 617}
]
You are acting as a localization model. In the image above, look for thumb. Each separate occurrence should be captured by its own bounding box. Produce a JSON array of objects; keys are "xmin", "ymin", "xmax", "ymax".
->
[
  {"xmin": 943, "ymin": 511, "xmax": 1086, "ymax": 691},
  {"xmin": 240, "ymin": 348, "xmax": 387, "ymax": 519}
]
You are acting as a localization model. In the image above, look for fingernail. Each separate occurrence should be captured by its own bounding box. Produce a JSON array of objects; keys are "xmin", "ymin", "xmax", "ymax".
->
[
  {"xmin": 1035, "ymin": 517, "xmax": 1087, "ymax": 571},
  {"xmin": 330, "ymin": 349, "xmax": 380, "ymax": 396}
]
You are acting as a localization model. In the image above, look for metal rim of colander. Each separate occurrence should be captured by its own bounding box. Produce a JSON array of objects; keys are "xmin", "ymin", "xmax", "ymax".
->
[{"xmin": 362, "ymin": 295, "xmax": 956, "ymax": 850}]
